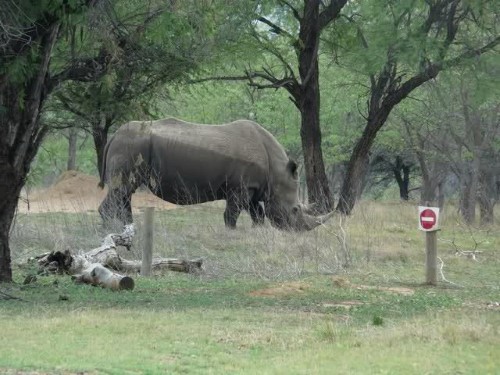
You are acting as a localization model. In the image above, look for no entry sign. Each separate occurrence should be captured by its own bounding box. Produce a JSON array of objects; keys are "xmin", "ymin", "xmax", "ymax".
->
[{"xmin": 418, "ymin": 206, "xmax": 440, "ymax": 231}]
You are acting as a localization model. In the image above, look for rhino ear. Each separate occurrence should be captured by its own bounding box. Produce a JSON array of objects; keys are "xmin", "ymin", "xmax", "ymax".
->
[{"xmin": 287, "ymin": 160, "xmax": 298, "ymax": 180}]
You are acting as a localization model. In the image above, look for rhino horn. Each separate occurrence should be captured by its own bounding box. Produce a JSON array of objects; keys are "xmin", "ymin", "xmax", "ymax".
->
[
  {"xmin": 299, "ymin": 202, "xmax": 320, "ymax": 215},
  {"xmin": 299, "ymin": 210, "xmax": 335, "ymax": 231}
]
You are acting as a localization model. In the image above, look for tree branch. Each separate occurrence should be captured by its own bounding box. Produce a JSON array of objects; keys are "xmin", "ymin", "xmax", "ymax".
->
[
  {"xmin": 188, "ymin": 74, "xmax": 259, "ymax": 85},
  {"xmin": 48, "ymin": 48, "xmax": 111, "ymax": 91},
  {"xmin": 257, "ymin": 17, "xmax": 294, "ymax": 39},
  {"xmin": 278, "ymin": 0, "xmax": 301, "ymax": 21},
  {"xmin": 385, "ymin": 35, "xmax": 500, "ymax": 110},
  {"xmin": 318, "ymin": 0, "xmax": 348, "ymax": 31},
  {"xmin": 55, "ymin": 93, "xmax": 93, "ymax": 123}
]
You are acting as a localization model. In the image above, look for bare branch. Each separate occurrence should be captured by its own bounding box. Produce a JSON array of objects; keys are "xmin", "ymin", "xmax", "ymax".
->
[{"xmin": 437, "ymin": 257, "xmax": 462, "ymax": 287}]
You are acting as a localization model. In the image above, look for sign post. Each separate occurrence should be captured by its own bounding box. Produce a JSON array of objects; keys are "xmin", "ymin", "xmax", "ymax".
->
[{"xmin": 418, "ymin": 206, "xmax": 440, "ymax": 285}]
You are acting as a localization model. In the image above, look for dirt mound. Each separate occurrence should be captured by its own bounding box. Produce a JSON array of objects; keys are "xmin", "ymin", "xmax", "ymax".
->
[
  {"xmin": 18, "ymin": 170, "xmax": 176, "ymax": 214},
  {"xmin": 45, "ymin": 170, "xmax": 102, "ymax": 200}
]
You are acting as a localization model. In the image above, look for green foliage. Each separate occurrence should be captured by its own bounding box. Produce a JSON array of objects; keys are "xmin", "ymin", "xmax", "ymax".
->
[
  {"xmin": 9, "ymin": 0, "xmax": 499, "ymax": 200},
  {"xmin": 45, "ymin": 0, "xmax": 255, "ymax": 167},
  {"xmin": 161, "ymin": 82, "xmax": 303, "ymax": 157},
  {"xmin": 1, "ymin": 0, "xmax": 92, "ymax": 83}
]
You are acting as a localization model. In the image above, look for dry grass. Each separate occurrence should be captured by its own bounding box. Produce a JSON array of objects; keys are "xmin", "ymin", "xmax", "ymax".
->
[{"xmin": 11, "ymin": 194, "xmax": 500, "ymax": 285}]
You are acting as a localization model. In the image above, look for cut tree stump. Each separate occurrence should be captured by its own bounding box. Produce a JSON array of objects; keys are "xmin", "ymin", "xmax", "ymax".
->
[{"xmin": 31, "ymin": 224, "xmax": 203, "ymax": 291}]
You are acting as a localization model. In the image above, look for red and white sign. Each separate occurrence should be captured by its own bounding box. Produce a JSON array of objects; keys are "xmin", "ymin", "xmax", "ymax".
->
[{"xmin": 418, "ymin": 206, "xmax": 440, "ymax": 231}]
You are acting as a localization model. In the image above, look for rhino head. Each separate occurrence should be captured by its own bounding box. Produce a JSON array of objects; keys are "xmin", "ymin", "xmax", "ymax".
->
[{"xmin": 265, "ymin": 160, "xmax": 335, "ymax": 231}]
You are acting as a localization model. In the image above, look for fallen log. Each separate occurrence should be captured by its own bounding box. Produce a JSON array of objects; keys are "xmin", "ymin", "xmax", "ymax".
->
[
  {"xmin": 32, "ymin": 224, "xmax": 203, "ymax": 291},
  {"xmin": 34, "ymin": 224, "xmax": 137, "ymax": 291},
  {"xmin": 73, "ymin": 264, "xmax": 135, "ymax": 290},
  {"xmin": 120, "ymin": 257, "xmax": 204, "ymax": 273}
]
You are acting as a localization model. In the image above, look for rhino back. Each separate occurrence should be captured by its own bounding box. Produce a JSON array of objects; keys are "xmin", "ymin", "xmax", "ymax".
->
[{"xmin": 148, "ymin": 119, "xmax": 270, "ymax": 204}]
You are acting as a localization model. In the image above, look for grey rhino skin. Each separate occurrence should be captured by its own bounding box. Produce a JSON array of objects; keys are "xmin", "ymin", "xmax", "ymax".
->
[{"xmin": 98, "ymin": 118, "xmax": 333, "ymax": 231}]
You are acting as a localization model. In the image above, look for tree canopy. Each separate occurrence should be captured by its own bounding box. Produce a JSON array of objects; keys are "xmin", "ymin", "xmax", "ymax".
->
[{"xmin": 1, "ymin": 0, "xmax": 499, "ymax": 283}]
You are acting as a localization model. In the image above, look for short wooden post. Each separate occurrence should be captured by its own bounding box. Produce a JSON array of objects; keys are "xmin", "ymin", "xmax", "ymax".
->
[
  {"xmin": 425, "ymin": 230, "xmax": 438, "ymax": 285},
  {"xmin": 141, "ymin": 207, "xmax": 154, "ymax": 276}
]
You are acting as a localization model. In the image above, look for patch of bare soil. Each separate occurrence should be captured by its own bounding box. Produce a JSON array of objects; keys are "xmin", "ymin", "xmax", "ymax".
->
[
  {"xmin": 18, "ymin": 170, "xmax": 176, "ymax": 214},
  {"xmin": 331, "ymin": 276, "xmax": 415, "ymax": 296},
  {"xmin": 249, "ymin": 281, "xmax": 310, "ymax": 297}
]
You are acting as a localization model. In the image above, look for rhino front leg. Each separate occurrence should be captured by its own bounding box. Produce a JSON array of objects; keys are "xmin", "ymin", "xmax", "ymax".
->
[
  {"xmin": 249, "ymin": 201, "xmax": 265, "ymax": 226},
  {"xmin": 224, "ymin": 193, "xmax": 241, "ymax": 229}
]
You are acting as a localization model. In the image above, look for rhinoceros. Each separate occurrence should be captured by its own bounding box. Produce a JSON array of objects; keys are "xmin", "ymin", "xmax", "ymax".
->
[{"xmin": 98, "ymin": 118, "xmax": 334, "ymax": 231}]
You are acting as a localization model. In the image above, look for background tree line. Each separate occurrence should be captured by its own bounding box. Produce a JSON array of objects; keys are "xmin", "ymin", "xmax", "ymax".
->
[{"xmin": 1, "ymin": 0, "xmax": 499, "ymax": 282}]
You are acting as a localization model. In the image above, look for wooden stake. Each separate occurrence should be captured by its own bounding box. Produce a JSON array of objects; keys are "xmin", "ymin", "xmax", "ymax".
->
[
  {"xmin": 425, "ymin": 230, "xmax": 438, "ymax": 285},
  {"xmin": 141, "ymin": 207, "xmax": 154, "ymax": 276}
]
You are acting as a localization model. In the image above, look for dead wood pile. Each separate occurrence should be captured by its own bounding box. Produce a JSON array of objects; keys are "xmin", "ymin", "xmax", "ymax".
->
[{"xmin": 32, "ymin": 224, "xmax": 203, "ymax": 291}]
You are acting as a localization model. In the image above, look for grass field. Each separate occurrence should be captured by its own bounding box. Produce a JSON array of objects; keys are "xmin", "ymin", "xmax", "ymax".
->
[{"xmin": 1, "ymin": 200, "xmax": 499, "ymax": 374}]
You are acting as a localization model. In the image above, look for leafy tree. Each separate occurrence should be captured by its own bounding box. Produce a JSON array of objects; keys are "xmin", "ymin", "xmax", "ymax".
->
[
  {"xmin": 413, "ymin": 68, "xmax": 499, "ymax": 224},
  {"xmin": 332, "ymin": 0, "xmax": 500, "ymax": 214},
  {"xmin": 1, "ymin": 0, "xmax": 119, "ymax": 282},
  {"xmin": 399, "ymin": 107, "xmax": 450, "ymax": 207},
  {"xmin": 198, "ymin": 0, "xmax": 348, "ymax": 212},
  {"xmin": 51, "ymin": 0, "xmax": 227, "ymax": 175}
]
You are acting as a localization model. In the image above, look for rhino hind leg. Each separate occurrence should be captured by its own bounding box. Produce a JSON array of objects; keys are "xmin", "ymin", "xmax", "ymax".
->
[{"xmin": 224, "ymin": 198, "xmax": 241, "ymax": 229}]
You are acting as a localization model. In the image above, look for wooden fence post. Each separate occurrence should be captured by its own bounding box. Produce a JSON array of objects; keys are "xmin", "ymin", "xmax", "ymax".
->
[
  {"xmin": 141, "ymin": 207, "xmax": 154, "ymax": 276},
  {"xmin": 425, "ymin": 230, "xmax": 438, "ymax": 285}
]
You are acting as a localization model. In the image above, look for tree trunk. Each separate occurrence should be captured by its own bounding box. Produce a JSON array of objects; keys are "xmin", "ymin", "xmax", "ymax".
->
[
  {"xmin": 297, "ymin": 1, "xmax": 334, "ymax": 213},
  {"xmin": 459, "ymin": 177, "xmax": 474, "ymax": 224},
  {"xmin": 393, "ymin": 156, "xmax": 410, "ymax": 200},
  {"xmin": 0, "ymin": 23, "xmax": 60, "ymax": 282},
  {"xmin": 337, "ymin": 115, "xmax": 386, "ymax": 214},
  {"xmin": 418, "ymin": 159, "xmax": 445, "ymax": 207},
  {"xmin": 478, "ymin": 194, "xmax": 494, "ymax": 225},
  {"xmin": 0, "ymin": 163, "xmax": 23, "ymax": 282},
  {"xmin": 299, "ymin": 99, "xmax": 334, "ymax": 211},
  {"xmin": 67, "ymin": 127, "xmax": 78, "ymax": 171},
  {"xmin": 420, "ymin": 175, "xmax": 440, "ymax": 206},
  {"xmin": 459, "ymin": 156, "xmax": 480, "ymax": 225},
  {"xmin": 92, "ymin": 115, "xmax": 109, "ymax": 177},
  {"xmin": 477, "ymin": 168, "xmax": 496, "ymax": 225}
]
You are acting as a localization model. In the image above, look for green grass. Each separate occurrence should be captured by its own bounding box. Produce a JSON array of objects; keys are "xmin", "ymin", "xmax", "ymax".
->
[
  {"xmin": 1, "ymin": 276, "xmax": 499, "ymax": 374},
  {"xmin": 2, "ymin": 200, "xmax": 500, "ymax": 374}
]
